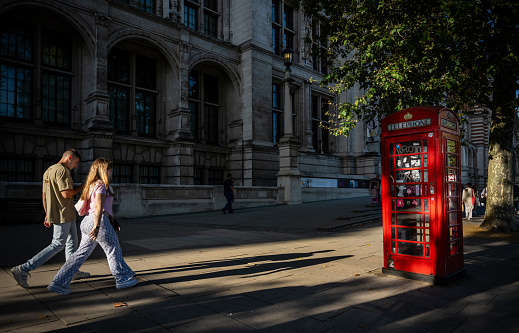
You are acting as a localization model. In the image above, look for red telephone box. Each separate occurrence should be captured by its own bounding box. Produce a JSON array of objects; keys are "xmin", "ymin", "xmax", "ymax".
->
[{"xmin": 380, "ymin": 106, "xmax": 465, "ymax": 284}]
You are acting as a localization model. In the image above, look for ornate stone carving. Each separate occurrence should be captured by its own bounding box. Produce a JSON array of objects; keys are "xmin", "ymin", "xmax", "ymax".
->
[
  {"xmin": 168, "ymin": 0, "xmax": 180, "ymax": 21},
  {"xmin": 180, "ymin": 41, "xmax": 192, "ymax": 53},
  {"xmin": 301, "ymin": 14, "xmax": 312, "ymax": 63},
  {"xmin": 95, "ymin": 12, "xmax": 111, "ymax": 27}
]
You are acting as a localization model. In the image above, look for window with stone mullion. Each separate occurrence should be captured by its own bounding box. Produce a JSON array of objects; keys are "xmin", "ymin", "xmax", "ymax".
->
[
  {"xmin": 272, "ymin": 0, "xmax": 282, "ymax": 55},
  {"xmin": 42, "ymin": 71, "xmax": 71, "ymax": 125},
  {"xmin": 135, "ymin": 53, "xmax": 157, "ymax": 136},
  {"xmin": 202, "ymin": 73, "xmax": 219, "ymax": 145},
  {"xmin": 136, "ymin": 0, "xmax": 156, "ymax": 14},
  {"xmin": 112, "ymin": 163, "xmax": 133, "ymax": 183},
  {"xmin": 273, "ymin": 1, "xmax": 296, "ymax": 58},
  {"xmin": 0, "ymin": 22, "xmax": 75, "ymax": 126},
  {"xmin": 0, "ymin": 23, "xmax": 33, "ymax": 120},
  {"xmin": 208, "ymin": 168, "xmax": 223, "ymax": 185},
  {"xmin": 42, "ymin": 29, "xmax": 72, "ymax": 70},
  {"xmin": 41, "ymin": 28, "xmax": 73, "ymax": 125},
  {"xmin": 272, "ymin": 83, "xmax": 283, "ymax": 145},
  {"xmin": 135, "ymin": 90, "xmax": 156, "ymax": 136},
  {"xmin": 108, "ymin": 49, "xmax": 131, "ymax": 133},
  {"xmin": 203, "ymin": 104, "xmax": 218, "ymax": 145},
  {"xmin": 204, "ymin": 0, "xmax": 218, "ymax": 12},
  {"xmin": 283, "ymin": 4, "xmax": 294, "ymax": 30},
  {"xmin": 107, "ymin": 48, "xmax": 157, "ymax": 137},
  {"xmin": 204, "ymin": 12, "xmax": 218, "ymax": 37},
  {"xmin": 0, "ymin": 158, "xmax": 33, "ymax": 182},
  {"xmin": 311, "ymin": 95, "xmax": 331, "ymax": 154},
  {"xmin": 185, "ymin": 2, "xmax": 198, "ymax": 30},
  {"xmin": 139, "ymin": 165, "xmax": 160, "ymax": 184},
  {"xmin": 108, "ymin": 85, "xmax": 129, "ymax": 133},
  {"xmin": 311, "ymin": 19, "xmax": 328, "ymax": 75},
  {"xmin": 0, "ymin": 64, "xmax": 32, "ymax": 120},
  {"xmin": 188, "ymin": 70, "xmax": 200, "ymax": 140},
  {"xmin": 283, "ymin": 32, "xmax": 293, "ymax": 52}
]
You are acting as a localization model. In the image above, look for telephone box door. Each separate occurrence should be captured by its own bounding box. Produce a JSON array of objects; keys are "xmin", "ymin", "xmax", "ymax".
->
[{"xmin": 383, "ymin": 132, "xmax": 438, "ymax": 275}]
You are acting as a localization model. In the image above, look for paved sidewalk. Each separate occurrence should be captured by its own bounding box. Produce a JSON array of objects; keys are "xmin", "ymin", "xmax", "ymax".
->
[{"xmin": 1, "ymin": 197, "xmax": 518, "ymax": 332}]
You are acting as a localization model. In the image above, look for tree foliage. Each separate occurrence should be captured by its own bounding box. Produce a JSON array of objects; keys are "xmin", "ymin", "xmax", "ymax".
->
[
  {"xmin": 291, "ymin": 0, "xmax": 519, "ymax": 135},
  {"xmin": 291, "ymin": 0, "xmax": 519, "ymax": 231}
]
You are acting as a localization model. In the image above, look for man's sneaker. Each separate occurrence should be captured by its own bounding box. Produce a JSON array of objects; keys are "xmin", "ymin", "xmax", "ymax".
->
[
  {"xmin": 10, "ymin": 265, "xmax": 30, "ymax": 288},
  {"xmin": 47, "ymin": 282, "xmax": 71, "ymax": 295},
  {"xmin": 116, "ymin": 278, "xmax": 138, "ymax": 290},
  {"xmin": 72, "ymin": 271, "xmax": 90, "ymax": 280}
]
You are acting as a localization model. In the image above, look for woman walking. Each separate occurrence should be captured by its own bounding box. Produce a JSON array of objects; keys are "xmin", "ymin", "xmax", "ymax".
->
[
  {"xmin": 48, "ymin": 158, "xmax": 137, "ymax": 295},
  {"xmin": 370, "ymin": 174, "xmax": 381, "ymax": 205},
  {"xmin": 462, "ymin": 183, "xmax": 475, "ymax": 220}
]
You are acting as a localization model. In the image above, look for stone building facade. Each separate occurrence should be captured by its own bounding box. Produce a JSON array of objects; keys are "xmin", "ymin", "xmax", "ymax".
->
[
  {"xmin": 460, "ymin": 107, "xmax": 491, "ymax": 191},
  {"xmin": 0, "ymin": 0, "xmax": 378, "ymax": 196}
]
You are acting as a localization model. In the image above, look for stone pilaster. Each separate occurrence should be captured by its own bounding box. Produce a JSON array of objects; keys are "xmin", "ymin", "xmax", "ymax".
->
[
  {"xmin": 303, "ymin": 79, "xmax": 315, "ymax": 151},
  {"xmin": 84, "ymin": 12, "xmax": 112, "ymax": 132},
  {"xmin": 277, "ymin": 136, "xmax": 302, "ymax": 204},
  {"xmin": 168, "ymin": 41, "xmax": 193, "ymax": 141},
  {"xmin": 283, "ymin": 71, "xmax": 294, "ymax": 136},
  {"xmin": 164, "ymin": 40, "xmax": 194, "ymax": 184},
  {"xmin": 164, "ymin": 141, "xmax": 194, "ymax": 185}
]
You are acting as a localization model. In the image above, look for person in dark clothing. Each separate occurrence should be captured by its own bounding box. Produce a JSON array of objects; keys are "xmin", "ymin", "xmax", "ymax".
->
[{"xmin": 222, "ymin": 174, "xmax": 234, "ymax": 214}]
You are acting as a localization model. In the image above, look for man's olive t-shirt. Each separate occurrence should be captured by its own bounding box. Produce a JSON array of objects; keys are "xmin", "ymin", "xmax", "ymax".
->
[{"xmin": 43, "ymin": 163, "xmax": 75, "ymax": 224}]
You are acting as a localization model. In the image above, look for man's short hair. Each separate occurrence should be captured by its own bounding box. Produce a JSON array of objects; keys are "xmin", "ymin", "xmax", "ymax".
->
[
  {"xmin": 64, "ymin": 149, "xmax": 81, "ymax": 161},
  {"xmin": 227, "ymin": 173, "xmax": 232, "ymax": 178}
]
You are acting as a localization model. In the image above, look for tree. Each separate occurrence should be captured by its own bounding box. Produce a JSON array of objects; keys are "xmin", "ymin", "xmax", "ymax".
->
[{"xmin": 291, "ymin": 0, "xmax": 519, "ymax": 232}]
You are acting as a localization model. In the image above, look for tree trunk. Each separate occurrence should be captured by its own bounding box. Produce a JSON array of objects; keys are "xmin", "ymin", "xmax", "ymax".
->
[
  {"xmin": 480, "ymin": 4, "xmax": 519, "ymax": 232},
  {"xmin": 480, "ymin": 75, "xmax": 518, "ymax": 232}
]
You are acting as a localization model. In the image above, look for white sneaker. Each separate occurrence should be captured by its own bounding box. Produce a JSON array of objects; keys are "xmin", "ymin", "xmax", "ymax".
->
[
  {"xmin": 116, "ymin": 278, "xmax": 138, "ymax": 289},
  {"xmin": 72, "ymin": 271, "xmax": 91, "ymax": 280},
  {"xmin": 10, "ymin": 265, "xmax": 30, "ymax": 288},
  {"xmin": 47, "ymin": 282, "xmax": 71, "ymax": 295}
]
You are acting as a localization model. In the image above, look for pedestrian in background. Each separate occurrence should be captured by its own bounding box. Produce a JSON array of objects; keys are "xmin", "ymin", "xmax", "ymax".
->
[
  {"xmin": 462, "ymin": 183, "xmax": 475, "ymax": 220},
  {"xmin": 472, "ymin": 185, "xmax": 479, "ymax": 216},
  {"xmin": 222, "ymin": 173, "xmax": 234, "ymax": 214},
  {"xmin": 10, "ymin": 149, "xmax": 89, "ymax": 288},
  {"xmin": 480, "ymin": 186, "xmax": 487, "ymax": 207},
  {"xmin": 48, "ymin": 158, "xmax": 136, "ymax": 295},
  {"xmin": 370, "ymin": 174, "xmax": 381, "ymax": 205}
]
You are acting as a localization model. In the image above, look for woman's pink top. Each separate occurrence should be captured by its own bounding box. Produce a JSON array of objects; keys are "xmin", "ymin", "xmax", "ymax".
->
[{"xmin": 87, "ymin": 181, "xmax": 114, "ymax": 216}]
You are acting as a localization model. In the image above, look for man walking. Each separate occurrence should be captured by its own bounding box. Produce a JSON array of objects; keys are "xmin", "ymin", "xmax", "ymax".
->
[
  {"xmin": 222, "ymin": 173, "xmax": 234, "ymax": 214},
  {"xmin": 11, "ymin": 149, "xmax": 90, "ymax": 288}
]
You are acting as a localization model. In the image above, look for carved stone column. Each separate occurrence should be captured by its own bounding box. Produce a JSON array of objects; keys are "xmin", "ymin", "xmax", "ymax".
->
[
  {"xmin": 84, "ymin": 12, "xmax": 112, "ymax": 132},
  {"xmin": 164, "ymin": 40, "xmax": 194, "ymax": 184},
  {"xmin": 84, "ymin": 12, "xmax": 114, "ymax": 164},
  {"xmin": 168, "ymin": 41, "xmax": 193, "ymax": 141}
]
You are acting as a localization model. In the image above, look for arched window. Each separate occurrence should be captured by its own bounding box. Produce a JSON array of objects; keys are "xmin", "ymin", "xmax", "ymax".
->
[
  {"xmin": 188, "ymin": 69, "xmax": 220, "ymax": 145},
  {"xmin": 1, "ymin": 20, "xmax": 73, "ymax": 126},
  {"xmin": 107, "ymin": 47, "xmax": 158, "ymax": 137}
]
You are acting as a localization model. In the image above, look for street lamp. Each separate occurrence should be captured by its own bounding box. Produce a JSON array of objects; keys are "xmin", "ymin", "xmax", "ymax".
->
[
  {"xmin": 459, "ymin": 127, "xmax": 466, "ymax": 139},
  {"xmin": 282, "ymin": 48, "xmax": 293, "ymax": 70},
  {"xmin": 281, "ymin": 48, "xmax": 294, "ymax": 137}
]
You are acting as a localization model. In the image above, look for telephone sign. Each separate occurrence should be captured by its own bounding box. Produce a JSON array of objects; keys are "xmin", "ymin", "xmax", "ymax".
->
[{"xmin": 381, "ymin": 106, "xmax": 465, "ymax": 285}]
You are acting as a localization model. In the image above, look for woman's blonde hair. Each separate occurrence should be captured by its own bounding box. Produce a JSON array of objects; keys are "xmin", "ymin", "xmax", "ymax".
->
[{"xmin": 80, "ymin": 157, "xmax": 113, "ymax": 201}]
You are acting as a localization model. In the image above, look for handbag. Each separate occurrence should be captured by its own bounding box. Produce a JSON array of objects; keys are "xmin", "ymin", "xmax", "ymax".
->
[
  {"xmin": 109, "ymin": 215, "xmax": 121, "ymax": 231},
  {"xmin": 75, "ymin": 199, "xmax": 90, "ymax": 216},
  {"xmin": 472, "ymin": 192, "xmax": 476, "ymax": 205}
]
